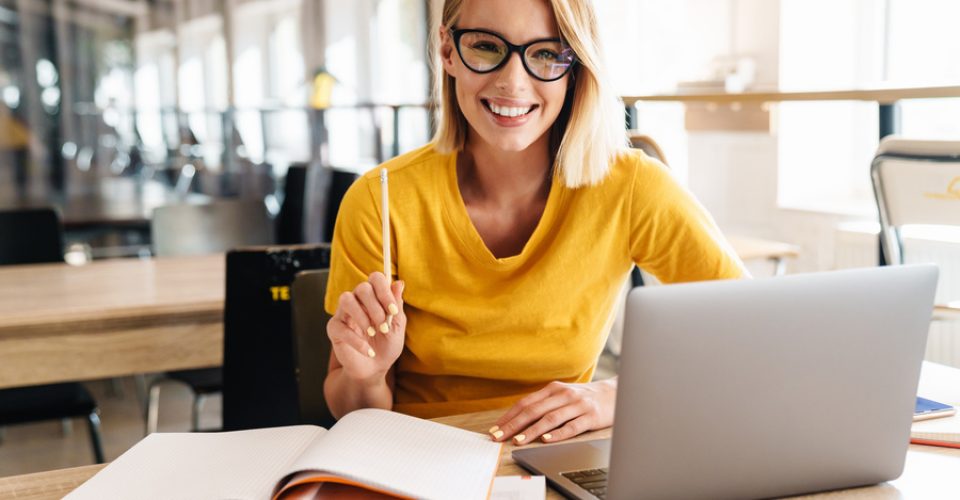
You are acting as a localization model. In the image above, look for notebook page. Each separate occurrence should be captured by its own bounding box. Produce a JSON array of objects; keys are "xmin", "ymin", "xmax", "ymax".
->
[
  {"xmin": 66, "ymin": 425, "xmax": 324, "ymax": 500},
  {"xmin": 285, "ymin": 409, "xmax": 501, "ymax": 500}
]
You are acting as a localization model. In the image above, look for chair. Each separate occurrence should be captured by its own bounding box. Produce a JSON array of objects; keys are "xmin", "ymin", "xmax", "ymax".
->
[
  {"xmin": 303, "ymin": 165, "xmax": 359, "ymax": 243},
  {"xmin": 871, "ymin": 137, "xmax": 960, "ymax": 320},
  {"xmin": 290, "ymin": 269, "xmax": 336, "ymax": 428},
  {"xmin": 0, "ymin": 208, "xmax": 105, "ymax": 463},
  {"xmin": 146, "ymin": 200, "xmax": 275, "ymax": 433},
  {"xmin": 220, "ymin": 244, "xmax": 331, "ymax": 431}
]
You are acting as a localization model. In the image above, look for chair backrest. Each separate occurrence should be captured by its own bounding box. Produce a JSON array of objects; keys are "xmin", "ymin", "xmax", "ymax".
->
[
  {"xmin": 628, "ymin": 132, "xmax": 668, "ymax": 164},
  {"xmin": 151, "ymin": 200, "xmax": 274, "ymax": 257},
  {"xmin": 0, "ymin": 208, "xmax": 64, "ymax": 265},
  {"xmin": 276, "ymin": 163, "xmax": 307, "ymax": 244},
  {"xmin": 303, "ymin": 166, "xmax": 359, "ymax": 243},
  {"xmin": 871, "ymin": 137, "xmax": 960, "ymax": 265},
  {"xmin": 221, "ymin": 244, "xmax": 331, "ymax": 431},
  {"xmin": 290, "ymin": 269, "xmax": 336, "ymax": 427}
]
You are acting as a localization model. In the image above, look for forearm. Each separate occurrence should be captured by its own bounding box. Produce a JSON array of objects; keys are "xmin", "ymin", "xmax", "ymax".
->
[{"xmin": 324, "ymin": 367, "xmax": 394, "ymax": 419}]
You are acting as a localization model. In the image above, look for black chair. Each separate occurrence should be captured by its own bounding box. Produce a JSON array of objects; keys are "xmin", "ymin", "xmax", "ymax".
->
[
  {"xmin": 290, "ymin": 269, "xmax": 336, "ymax": 428},
  {"xmin": 146, "ymin": 200, "xmax": 275, "ymax": 433},
  {"xmin": 0, "ymin": 208, "xmax": 105, "ymax": 463},
  {"xmin": 303, "ymin": 165, "xmax": 359, "ymax": 243},
  {"xmin": 221, "ymin": 244, "xmax": 331, "ymax": 431}
]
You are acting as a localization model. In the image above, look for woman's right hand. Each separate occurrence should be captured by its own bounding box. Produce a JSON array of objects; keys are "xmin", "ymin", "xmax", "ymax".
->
[{"xmin": 327, "ymin": 272, "xmax": 406, "ymax": 384}]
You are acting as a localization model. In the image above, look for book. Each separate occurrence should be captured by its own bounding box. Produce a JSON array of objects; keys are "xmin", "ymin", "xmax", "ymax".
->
[
  {"xmin": 912, "ymin": 361, "xmax": 960, "ymax": 449},
  {"xmin": 911, "ymin": 413, "xmax": 960, "ymax": 449},
  {"xmin": 66, "ymin": 409, "xmax": 503, "ymax": 500}
]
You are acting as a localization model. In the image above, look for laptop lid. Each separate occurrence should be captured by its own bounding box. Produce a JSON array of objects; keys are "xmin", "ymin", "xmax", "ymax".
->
[{"xmin": 608, "ymin": 264, "xmax": 938, "ymax": 499}]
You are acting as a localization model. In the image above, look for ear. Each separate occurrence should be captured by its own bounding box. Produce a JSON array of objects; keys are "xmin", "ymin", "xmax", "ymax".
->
[{"xmin": 439, "ymin": 26, "xmax": 458, "ymax": 78}]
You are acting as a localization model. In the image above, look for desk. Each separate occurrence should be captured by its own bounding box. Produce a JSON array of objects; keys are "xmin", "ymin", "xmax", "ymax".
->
[
  {"xmin": 0, "ymin": 254, "xmax": 224, "ymax": 389},
  {"xmin": 3, "ymin": 363, "xmax": 959, "ymax": 499},
  {"xmin": 726, "ymin": 235, "xmax": 800, "ymax": 275}
]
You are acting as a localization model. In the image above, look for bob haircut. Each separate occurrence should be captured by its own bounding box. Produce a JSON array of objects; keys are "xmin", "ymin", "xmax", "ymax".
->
[{"xmin": 430, "ymin": 0, "xmax": 628, "ymax": 188}]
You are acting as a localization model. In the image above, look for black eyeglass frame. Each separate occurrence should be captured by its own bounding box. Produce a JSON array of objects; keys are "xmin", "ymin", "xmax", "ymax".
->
[{"xmin": 450, "ymin": 27, "xmax": 578, "ymax": 82}]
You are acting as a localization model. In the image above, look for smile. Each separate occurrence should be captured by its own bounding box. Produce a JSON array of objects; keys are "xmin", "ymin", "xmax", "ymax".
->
[{"xmin": 482, "ymin": 99, "xmax": 539, "ymax": 118}]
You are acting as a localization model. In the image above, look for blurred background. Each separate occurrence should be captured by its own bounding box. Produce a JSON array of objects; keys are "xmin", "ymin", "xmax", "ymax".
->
[{"xmin": 1, "ymin": 0, "xmax": 959, "ymax": 478}]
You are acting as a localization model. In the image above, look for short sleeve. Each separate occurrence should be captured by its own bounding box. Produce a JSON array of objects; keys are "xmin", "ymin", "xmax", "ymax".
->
[
  {"xmin": 628, "ymin": 155, "xmax": 747, "ymax": 283},
  {"xmin": 324, "ymin": 177, "xmax": 385, "ymax": 315}
]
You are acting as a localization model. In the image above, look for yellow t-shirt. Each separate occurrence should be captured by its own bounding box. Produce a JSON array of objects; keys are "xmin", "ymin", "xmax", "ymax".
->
[{"xmin": 325, "ymin": 144, "xmax": 745, "ymax": 418}]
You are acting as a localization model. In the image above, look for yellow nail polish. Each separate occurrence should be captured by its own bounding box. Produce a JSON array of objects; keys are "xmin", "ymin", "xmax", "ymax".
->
[
  {"xmin": 367, "ymin": 348, "xmax": 376, "ymax": 357},
  {"xmin": 542, "ymin": 433, "xmax": 552, "ymax": 441},
  {"xmin": 367, "ymin": 326, "xmax": 376, "ymax": 337},
  {"xmin": 379, "ymin": 322, "xmax": 389, "ymax": 333},
  {"xmin": 514, "ymin": 434, "xmax": 526, "ymax": 444},
  {"xmin": 492, "ymin": 430, "xmax": 504, "ymax": 439},
  {"xmin": 388, "ymin": 303, "xmax": 399, "ymax": 315},
  {"xmin": 488, "ymin": 425, "xmax": 500, "ymax": 434}
]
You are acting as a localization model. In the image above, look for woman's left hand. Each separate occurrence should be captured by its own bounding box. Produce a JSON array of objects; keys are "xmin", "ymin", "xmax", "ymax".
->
[{"xmin": 490, "ymin": 378, "xmax": 617, "ymax": 445}]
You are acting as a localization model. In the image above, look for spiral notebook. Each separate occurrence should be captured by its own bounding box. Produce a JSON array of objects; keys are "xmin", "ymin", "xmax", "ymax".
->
[{"xmin": 66, "ymin": 409, "xmax": 503, "ymax": 500}]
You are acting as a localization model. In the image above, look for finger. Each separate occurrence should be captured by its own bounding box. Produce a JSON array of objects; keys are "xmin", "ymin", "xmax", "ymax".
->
[
  {"xmin": 328, "ymin": 322, "xmax": 377, "ymax": 360},
  {"xmin": 513, "ymin": 403, "xmax": 585, "ymax": 445},
  {"xmin": 495, "ymin": 382, "xmax": 562, "ymax": 429},
  {"xmin": 539, "ymin": 414, "xmax": 593, "ymax": 443},
  {"xmin": 494, "ymin": 393, "xmax": 573, "ymax": 442},
  {"xmin": 338, "ymin": 292, "xmax": 376, "ymax": 337},
  {"xmin": 369, "ymin": 272, "xmax": 400, "ymax": 320},
  {"xmin": 354, "ymin": 281, "xmax": 389, "ymax": 334},
  {"xmin": 390, "ymin": 281, "xmax": 405, "ymax": 328}
]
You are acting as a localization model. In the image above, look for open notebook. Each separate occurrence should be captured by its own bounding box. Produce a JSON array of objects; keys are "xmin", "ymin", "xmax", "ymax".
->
[{"xmin": 66, "ymin": 409, "xmax": 503, "ymax": 500}]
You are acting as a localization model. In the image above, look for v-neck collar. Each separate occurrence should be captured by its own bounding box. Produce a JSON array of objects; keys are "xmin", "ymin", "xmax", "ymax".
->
[{"xmin": 441, "ymin": 149, "xmax": 565, "ymax": 269}]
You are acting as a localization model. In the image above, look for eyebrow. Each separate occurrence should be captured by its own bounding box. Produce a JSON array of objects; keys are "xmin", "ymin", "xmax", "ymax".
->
[{"xmin": 455, "ymin": 25, "xmax": 561, "ymax": 44}]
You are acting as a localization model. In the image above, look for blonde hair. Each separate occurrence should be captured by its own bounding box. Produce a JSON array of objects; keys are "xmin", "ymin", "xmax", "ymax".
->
[{"xmin": 430, "ymin": 0, "xmax": 627, "ymax": 188}]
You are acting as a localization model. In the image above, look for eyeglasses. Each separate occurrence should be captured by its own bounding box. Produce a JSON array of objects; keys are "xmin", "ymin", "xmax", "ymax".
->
[{"xmin": 451, "ymin": 27, "xmax": 577, "ymax": 82}]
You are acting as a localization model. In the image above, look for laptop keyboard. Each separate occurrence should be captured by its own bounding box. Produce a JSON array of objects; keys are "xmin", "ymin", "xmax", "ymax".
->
[{"xmin": 561, "ymin": 468, "xmax": 608, "ymax": 499}]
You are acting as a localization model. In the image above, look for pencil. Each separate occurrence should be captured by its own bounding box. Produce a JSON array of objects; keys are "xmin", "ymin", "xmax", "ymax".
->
[{"xmin": 380, "ymin": 168, "xmax": 391, "ymax": 284}]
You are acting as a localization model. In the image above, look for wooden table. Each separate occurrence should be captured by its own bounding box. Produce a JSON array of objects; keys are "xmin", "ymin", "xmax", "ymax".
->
[
  {"xmin": 727, "ymin": 235, "xmax": 800, "ymax": 275},
  {"xmin": 0, "ymin": 254, "xmax": 224, "ymax": 389},
  {"xmin": 1, "ymin": 411, "xmax": 957, "ymax": 499}
]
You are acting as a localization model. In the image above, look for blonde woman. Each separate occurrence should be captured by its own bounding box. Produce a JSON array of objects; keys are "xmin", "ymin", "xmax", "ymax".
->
[{"xmin": 323, "ymin": 0, "xmax": 746, "ymax": 445}]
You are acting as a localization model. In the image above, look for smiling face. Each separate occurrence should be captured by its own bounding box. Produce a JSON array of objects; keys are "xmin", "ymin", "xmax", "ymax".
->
[{"xmin": 440, "ymin": 0, "xmax": 571, "ymax": 154}]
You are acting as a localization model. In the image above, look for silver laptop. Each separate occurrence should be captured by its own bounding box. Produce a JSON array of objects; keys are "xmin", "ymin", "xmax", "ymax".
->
[{"xmin": 513, "ymin": 265, "xmax": 938, "ymax": 500}]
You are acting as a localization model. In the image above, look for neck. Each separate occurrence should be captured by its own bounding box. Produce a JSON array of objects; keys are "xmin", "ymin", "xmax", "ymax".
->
[{"xmin": 459, "ymin": 132, "xmax": 552, "ymax": 207}]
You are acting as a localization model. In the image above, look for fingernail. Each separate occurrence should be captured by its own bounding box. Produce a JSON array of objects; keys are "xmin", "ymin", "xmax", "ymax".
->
[
  {"xmin": 367, "ymin": 347, "xmax": 376, "ymax": 357},
  {"xmin": 388, "ymin": 303, "xmax": 399, "ymax": 315},
  {"xmin": 379, "ymin": 322, "xmax": 389, "ymax": 333},
  {"xmin": 513, "ymin": 434, "xmax": 526, "ymax": 444},
  {"xmin": 492, "ymin": 430, "xmax": 504, "ymax": 439},
  {"xmin": 399, "ymin": 281, "xmax": 405, "ymax": 294},
  {"xmin": 488, "ymin": 425, "xmax": 500, "ymax": 434},
  {"xmin": 542, "ymin": 433, "xmax": 552, "ymax": 441},
  {"xmin": 366, "ymin": 326, "xmax": 376, "ymax": 337}
]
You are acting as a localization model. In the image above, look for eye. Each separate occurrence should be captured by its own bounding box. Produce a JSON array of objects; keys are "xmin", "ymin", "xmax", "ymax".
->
[
  {"xmin": 531, "ymin": 49, "xmax": 560, "ymax": 61},
  {"xmin": 470, "ymin": 41, "xmax": 503, "ymax": 54}
]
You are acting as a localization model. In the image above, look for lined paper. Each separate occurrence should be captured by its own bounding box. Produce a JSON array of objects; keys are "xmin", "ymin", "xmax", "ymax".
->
[
  {"xmin": 287, "ymin": 409, "xmax": 502, "ymax": 500},
  {"xmin": 66, "ymin": 426, "xmax": 323, "ymax": 500}
]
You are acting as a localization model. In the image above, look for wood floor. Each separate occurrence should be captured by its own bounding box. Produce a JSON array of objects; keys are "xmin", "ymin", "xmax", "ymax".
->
[{"xmin": 0, "ymin": 376, "xmax": 221, "ymax": 477}]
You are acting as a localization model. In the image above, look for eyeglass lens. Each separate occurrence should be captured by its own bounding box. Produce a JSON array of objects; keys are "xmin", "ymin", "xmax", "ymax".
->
[{"xmin": 457, "ymin": 31, "xmax": 575, "ymax": 81}]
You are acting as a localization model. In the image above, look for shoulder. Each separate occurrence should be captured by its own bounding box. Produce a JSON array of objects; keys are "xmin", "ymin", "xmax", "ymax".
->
[
  {"xmin": 356, "ymin": 143, "xmax": 449, "ymax": 184},
  {"xmin": 581, "ymin": 148, "xmax": 674, "ymax": 196},
  {"xmin": 342, "ymin": 143, "xmax": 450, "ymax": 213}
]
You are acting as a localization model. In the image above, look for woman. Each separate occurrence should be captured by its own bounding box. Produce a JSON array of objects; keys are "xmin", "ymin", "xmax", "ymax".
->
[{"xmin": 323, "ymin": 0, "xmax": 746, "ymax": 446}]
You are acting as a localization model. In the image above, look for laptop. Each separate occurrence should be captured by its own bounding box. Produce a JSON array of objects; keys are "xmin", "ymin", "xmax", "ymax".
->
[{"xmin": 513, "ymin": 265, "xmax": 938, "ymax": 500}]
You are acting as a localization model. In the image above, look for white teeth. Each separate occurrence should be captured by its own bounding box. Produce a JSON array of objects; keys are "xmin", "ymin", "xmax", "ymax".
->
[{"xmin": 488, "ymin": 102, "xmax": 533, "ymax": 118}]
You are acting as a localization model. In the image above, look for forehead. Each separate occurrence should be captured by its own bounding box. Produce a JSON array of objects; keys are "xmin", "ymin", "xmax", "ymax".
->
[{"xmin": 457, "ymin": 0, "xmax": 559, "ymax": 42}]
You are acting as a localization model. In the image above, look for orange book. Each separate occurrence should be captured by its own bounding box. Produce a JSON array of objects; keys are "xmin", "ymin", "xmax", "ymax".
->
[{"xmin": 66, "ymin": 409, "xmax": 502, "ymax": 500}]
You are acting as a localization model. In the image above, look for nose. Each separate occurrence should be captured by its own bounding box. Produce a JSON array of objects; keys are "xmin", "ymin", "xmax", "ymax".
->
[{"xmin": 494, "ymin": 51, "xmax": 529, "ymax": 91}]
